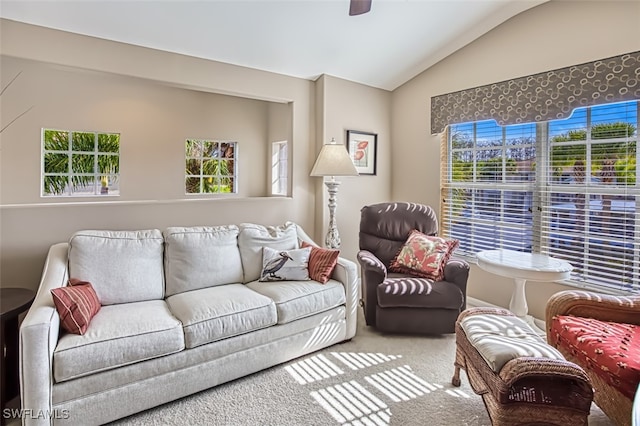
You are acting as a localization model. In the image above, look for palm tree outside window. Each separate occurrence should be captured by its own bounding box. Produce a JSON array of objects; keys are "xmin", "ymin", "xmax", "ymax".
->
[
  {"xmin": 42, "ymin": 129, "xmax": 120, "ymax": 197},
  {"xmin": 185, "ymin": 139, "xmax": 237, "ymax": 194}
]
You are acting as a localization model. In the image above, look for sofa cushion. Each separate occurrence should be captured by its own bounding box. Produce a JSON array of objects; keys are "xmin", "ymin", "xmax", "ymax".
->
[
  {"xmin": 246, "ymin": 279, "xmax": 345, "ymax": 324},
  {"xmin": 166, "ymin": 284, "xmax": 277, "ymax": 349},
  {"xmin": 51, "ymin": 281, "xmax": 101, "ymax": 335},
  {"xmin": 460, "ymin": 313, "xmax": 564, "ymax": 372},
  {"xmin": 68, "ymin": 229, "xmax": 165, "ymax": 305},
  {"xmin": 377, "ymin": 275, "xmax": 464, "ymax": 309},
  {"xmin": 53, "ymin": 300, "xmax": 184, "ymax": 382},
  {"xmin": 164, "ymin": 226, "xmax": 244, "ymax": 297},
  {"xmin": 550, "ymin": 315, "xmax": 640, "ymax": 400},
  {"xmin": 238, "ymin": 222, "xmax": 298, "ymax": 283}
]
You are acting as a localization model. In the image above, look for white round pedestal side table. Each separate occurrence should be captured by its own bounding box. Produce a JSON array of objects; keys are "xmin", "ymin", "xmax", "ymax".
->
[{"xmin": 476, "ymin": 249, "xmax": 573, "ymax": 332}]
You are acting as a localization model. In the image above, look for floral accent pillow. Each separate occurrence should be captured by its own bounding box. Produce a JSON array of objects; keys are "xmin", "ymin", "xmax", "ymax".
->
[
  {"xmin": 259, "ymin": 246, "xmax": 312, "ymax": 282},
  {"xmin": 389, "ymin": 230, "xmax": 459, "ymax": 281},
  {"xmin": 301, "ymin": 241, "xmax": 340, "ymax": 284}
]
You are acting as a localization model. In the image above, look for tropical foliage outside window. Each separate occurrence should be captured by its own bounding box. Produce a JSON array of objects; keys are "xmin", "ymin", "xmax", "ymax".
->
[
  {"xmin": 42, "ymin": 129, "xmax": 120, "ymax": 197},
  {"xmin": 442, "ymin": 100, "xmax": 639, "ymax": 293},
  {"xmin": 185, "ymin": 139, "xmax": 237, "ymax": 194}
]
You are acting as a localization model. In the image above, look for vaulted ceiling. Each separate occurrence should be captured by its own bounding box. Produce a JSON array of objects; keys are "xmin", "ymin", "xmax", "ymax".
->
[{"xmin": 0, "ymin": 0, "xmax": 546, "ymax": 90}]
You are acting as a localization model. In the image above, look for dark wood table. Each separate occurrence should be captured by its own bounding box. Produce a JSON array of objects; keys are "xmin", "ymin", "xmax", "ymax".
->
[{"xmin": 1, "ymin": 288, "xmax": 36, "ymax": 424}]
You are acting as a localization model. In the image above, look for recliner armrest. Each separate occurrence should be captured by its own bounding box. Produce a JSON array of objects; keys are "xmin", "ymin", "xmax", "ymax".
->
[
  {"xmin": 357, "ymin": 250, "xmax": 387, "ymax": 279},
  {"xmin": 443, "ymin": 258, "xmax": 470, "ymax": 309},
  {"xmin": 443, "ymin": 258, "xmax": 470, "ymax": 285},
  {"xmin": 357, "ymin": 250, "xmax": 387, "ymax": 326}
]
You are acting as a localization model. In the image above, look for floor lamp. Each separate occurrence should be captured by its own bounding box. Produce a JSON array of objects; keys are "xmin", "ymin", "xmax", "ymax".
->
[{"xmin": 310, "ymin": 138, "xmax": 359, "ymax": 249}]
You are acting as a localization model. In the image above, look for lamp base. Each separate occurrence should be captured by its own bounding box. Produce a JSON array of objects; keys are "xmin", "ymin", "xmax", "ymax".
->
[{"xmin": 324, "ymin": 180, "xmax": 341, "ymax": 249}]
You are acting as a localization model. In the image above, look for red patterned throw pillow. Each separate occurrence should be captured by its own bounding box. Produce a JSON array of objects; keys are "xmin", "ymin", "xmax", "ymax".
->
[
  {"xmin": 389, "ymin": 229, "xmax": 459, "ymax": 281},
  {"xmin": 51, "ymin": 279, "xmax": 101, "ymax": 335},
  {"xmin": 301, "ymin": 241, "xmax": 340, "ymax": 284}
]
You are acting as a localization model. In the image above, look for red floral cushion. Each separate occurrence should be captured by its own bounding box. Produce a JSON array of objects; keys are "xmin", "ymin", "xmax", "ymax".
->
[
  {"xmin": 51, "ymin": 279, "xmax": 101, "ymax": 335},
  {"xmin": 550, "ymin": 315, "xmax": 640, "ymax": 400},
  {"xmin": 389, "ymin": 229, "xmax": 459, "ymax": 281},
  {"xmin": 301, "ymin": 241, "xmax": 340, "ymax": 284}
]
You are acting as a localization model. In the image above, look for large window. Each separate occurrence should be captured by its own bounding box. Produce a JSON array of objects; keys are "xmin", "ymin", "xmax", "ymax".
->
[
  {"xmin": 185, "ymin": 139, "xmax": 237, "ymax": 194},
  {"xmin": 442, "ymin": 100, "xmax": 639, "ymax": 293},
  {"xmin": 42, "ymin": 129, "xmax": 120, "ymax": 197}
]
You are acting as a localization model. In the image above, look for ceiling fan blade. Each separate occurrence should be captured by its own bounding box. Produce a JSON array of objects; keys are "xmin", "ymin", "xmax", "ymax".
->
[{"xmin": 349, "ymin": 0, "xmax": 371, "ymax": 16}]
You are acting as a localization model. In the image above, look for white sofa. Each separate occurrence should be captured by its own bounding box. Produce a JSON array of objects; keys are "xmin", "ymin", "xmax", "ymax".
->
[{"xmin": 19, "ymin": 222, "xmax": 358, "ymax": 425}]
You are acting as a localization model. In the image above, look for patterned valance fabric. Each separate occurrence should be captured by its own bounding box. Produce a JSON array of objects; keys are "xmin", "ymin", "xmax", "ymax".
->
[{"xmin": 430, "ymin": 51, "xmax": 640, "ymax": 134}]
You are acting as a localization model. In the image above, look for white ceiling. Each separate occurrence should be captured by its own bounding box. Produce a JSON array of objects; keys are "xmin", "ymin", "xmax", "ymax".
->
[{"xmin": 0, "ymin": 0, "xmax": 546, "ymax": 91}]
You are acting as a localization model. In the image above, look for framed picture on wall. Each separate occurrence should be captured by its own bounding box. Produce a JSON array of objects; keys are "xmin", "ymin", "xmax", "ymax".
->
[{"xmin": 346, "ymin": 130, "xmax": 377, "ymax": 175}]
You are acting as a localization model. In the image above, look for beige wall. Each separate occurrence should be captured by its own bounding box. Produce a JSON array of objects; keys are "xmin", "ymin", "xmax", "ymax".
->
[
  {"xmin": 391, "ymin": 0, "xmax": 640, "ymax": 320},
  {"xmin": 0, "ymin": 19, "xmax": 392, "ymax": 290},
  {"xmin": 0, "ymin": 19, "xmax": 320, "ymax": 289},
  {"xmin": 1, "ymin": 56, "xmax": 274, "ymax": 202},
  {"xmin": 315, "ymin": 75, "xmax": 392, "ymax": 263},
  {"xmin": 267, "ymin": 102, "xmax": 293, "ymax": 196}
]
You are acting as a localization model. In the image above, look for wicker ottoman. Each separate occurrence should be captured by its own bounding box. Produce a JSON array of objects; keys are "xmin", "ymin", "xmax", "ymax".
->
[{"xmin": 452, "ymin": 307, "xmax": 593, "ymax": 426}]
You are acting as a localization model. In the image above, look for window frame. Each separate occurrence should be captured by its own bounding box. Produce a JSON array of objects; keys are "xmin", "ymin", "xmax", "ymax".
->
[
  {"xmin": 41, "ymin": 128, "xmax": 120, "ymax": 197},
  {"xmin": 442, "ymin": 100, "xmax": 639, "ymax": 294},
  {"xmin": 271, "ymin": 140, "xmax": 288, "ymax": 196},
  {"xmin": 184, "ymin": 139, "xmax": 238, "ymax": 195}
]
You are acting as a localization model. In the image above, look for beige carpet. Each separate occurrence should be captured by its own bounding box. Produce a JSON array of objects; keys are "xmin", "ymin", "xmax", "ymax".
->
[{"xmin": 112, "ymin": 310, "xmax": 614, "ymax": 426}]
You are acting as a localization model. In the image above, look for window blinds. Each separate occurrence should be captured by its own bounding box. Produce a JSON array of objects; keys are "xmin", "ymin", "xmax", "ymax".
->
[
  {"xmin": 440, "ymin": 100, "xmax": 639, "ymax": 293},
  {"xmin": 539, "ymin": 101, "xmax": 639, "ymax": 292}
]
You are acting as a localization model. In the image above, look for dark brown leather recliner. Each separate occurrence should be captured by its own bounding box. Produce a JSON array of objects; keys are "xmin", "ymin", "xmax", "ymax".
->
[{"xmin": 357, "ymin": 202, "xmax": 469, "ymax": 334}]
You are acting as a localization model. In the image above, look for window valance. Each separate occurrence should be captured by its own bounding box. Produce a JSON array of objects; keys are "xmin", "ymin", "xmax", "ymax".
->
[{"xmin": 430, "ymin": 51, "xmax": 640, "ymax": 135}]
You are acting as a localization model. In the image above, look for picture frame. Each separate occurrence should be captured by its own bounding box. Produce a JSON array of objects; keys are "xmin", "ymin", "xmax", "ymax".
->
[{"xmin": 346, "ymin": 130, "xmax": 377, "ymax": 175}]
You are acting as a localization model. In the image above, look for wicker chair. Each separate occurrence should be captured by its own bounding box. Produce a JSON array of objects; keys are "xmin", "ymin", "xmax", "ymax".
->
[{"xmin": 546, "ymin": 290, "xmax": 640, "ymax": 426}]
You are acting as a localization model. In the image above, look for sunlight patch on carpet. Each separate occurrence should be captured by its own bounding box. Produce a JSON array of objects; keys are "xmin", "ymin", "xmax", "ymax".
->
[
  {"xmin": 310, "ymin": 380, "xmax": 389, "ymax": 425},
  {"xmin": 364, "ymin": 365, "xmax": 442, "ymax": 402},
  {"xmin": 281, "ymin": 350, "xmax": 483, "ymax": 425},
  {"xmin": 445, "ymin": 388, "xmax": 471, "ymax": 398},
  {"xmin": 285, "ymin": 353, "xmax": 345, "ymax": 385},
  {"xmin": 331, "ymin": 352, "xmax": 402, "ymax": 370}
]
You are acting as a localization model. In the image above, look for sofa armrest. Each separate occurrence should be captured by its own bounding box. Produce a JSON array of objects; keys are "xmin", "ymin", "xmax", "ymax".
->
[
  {"xmin": 20, "ymin": 243, "xmax": 68, "ymax": 426},
  {"xmin": 545, "ymin": 290, "xmax": 640, "ymax": 341},
  {"xmin": 294, "ymin": 224, "xmax": 359, "ymax": 340},
  {"xmin": 331, "ymin": 257, "xmax": 359, "ymax": 340}
]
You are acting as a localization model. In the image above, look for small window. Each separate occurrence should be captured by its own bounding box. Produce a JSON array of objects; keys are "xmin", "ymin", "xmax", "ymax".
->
[
  {"xmin": 185, "ymin": 139, "xmax": 237, "ymax": 194},
  {"xmin": 271, "ymin": 141, "xmax": 288, "ymax": 196},
  {"xmin": 42, "ymin": 129, "xmax": 120, "ymax": 197}
]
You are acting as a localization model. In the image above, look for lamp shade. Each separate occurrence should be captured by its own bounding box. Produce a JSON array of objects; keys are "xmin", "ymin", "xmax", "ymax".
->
[{"xmin": 310, "ymin": 139, "xmax": 359, "ymax": 177}]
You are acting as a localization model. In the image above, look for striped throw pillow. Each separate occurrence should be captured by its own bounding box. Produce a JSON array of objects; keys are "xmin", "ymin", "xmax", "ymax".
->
[
  {"xmin": 301, "ymin": 241, "xmax": 340, "ymax": 284},
  {"xmin": 51, "ymin": 280, "xmax": 101, "ymax": 335}
]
